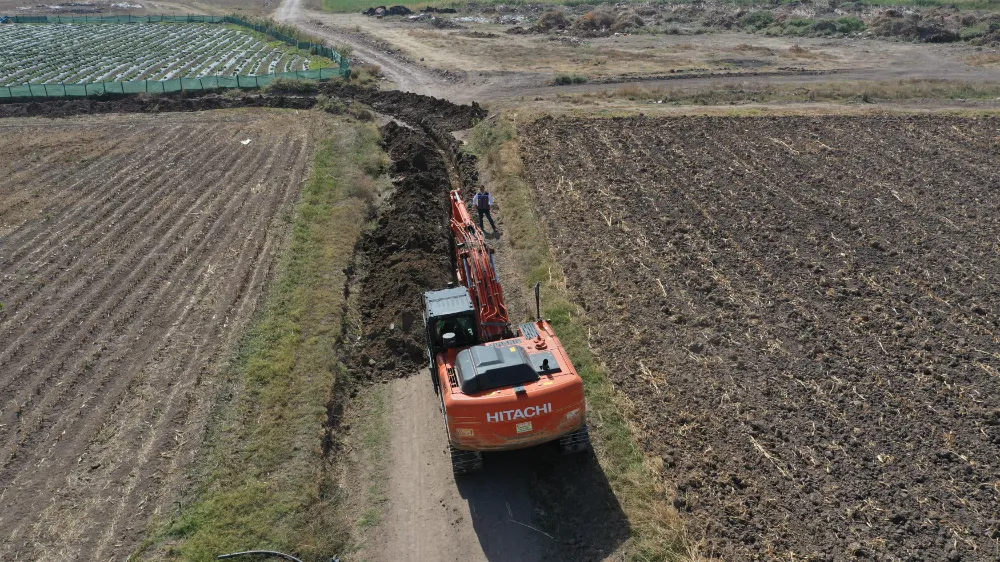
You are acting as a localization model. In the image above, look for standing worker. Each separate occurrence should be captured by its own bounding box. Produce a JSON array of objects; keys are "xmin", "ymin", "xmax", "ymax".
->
[{"xmin": 472, "ymin": 186, "xmax": 498, "ymax": 233}]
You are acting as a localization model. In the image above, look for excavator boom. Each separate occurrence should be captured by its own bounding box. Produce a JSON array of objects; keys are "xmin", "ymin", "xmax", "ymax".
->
[{"xmin": 449, "ymin": 190, "xmax": 511, "ymax": 341}]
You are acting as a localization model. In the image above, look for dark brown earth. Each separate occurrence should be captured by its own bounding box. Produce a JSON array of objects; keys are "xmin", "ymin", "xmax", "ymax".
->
[
  {"xmin": 349, "ymin": 120, "xmax": 453, "ymax": 381},
  {"xmin": 521, "ymin": 115, "xmax": 1000, "ymax": 562},
  {"xmin": 0, "ymin": 85, "xmax": 486, "ymax": 128},
  {"xmin": 0, "ymin": 110, "xmax": 320, "ymax": 561}
]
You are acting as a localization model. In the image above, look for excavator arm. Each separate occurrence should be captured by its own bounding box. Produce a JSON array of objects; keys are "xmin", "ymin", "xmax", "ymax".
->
[{"xmin": 449, "ymin": 190, "xmax": 512, "ymax": 341}]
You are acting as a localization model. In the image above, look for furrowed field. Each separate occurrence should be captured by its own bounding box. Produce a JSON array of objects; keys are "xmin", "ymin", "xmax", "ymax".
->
[
  {"xmin": 522, "ymin": 115, "xmax": 1000, "ymax": 562},
  {"xmin": 0, "ymin": 23, "xmax": 321, "ymax": 86}
]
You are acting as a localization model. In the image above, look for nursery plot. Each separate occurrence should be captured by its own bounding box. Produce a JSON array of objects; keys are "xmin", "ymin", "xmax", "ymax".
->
[
  {"xmin": 0, "ymin": 23, "xmax": 314, "ymax": 86},
  {"xmin": 0, "ymin": 110, "xmax": 321, "ymax": 560},
  {"xmin": 522, "ymin": 115, "xmax": 1000, "ymax": 561}
]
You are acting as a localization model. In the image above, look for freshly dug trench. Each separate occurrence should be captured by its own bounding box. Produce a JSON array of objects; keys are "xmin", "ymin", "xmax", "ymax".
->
[{"xmin": 350, "ymin": 121, "xmax": 453, "ymax": 381}]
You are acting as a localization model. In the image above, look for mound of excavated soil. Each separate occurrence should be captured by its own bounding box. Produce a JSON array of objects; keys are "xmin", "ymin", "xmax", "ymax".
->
[
  {"xmin": 0, "ymin": 94, "xmax": 316, "ymax": 118},
  {"xmin": 351, "ymin": 121, "xmax": 452, "ymax": 381},
  {"xmin": 322, "ymin": 84, "xmax": 486, "ymax": 132},
  {"xmin": 0, "ymin": 86, "xmax": 486, "ymax": 134}
]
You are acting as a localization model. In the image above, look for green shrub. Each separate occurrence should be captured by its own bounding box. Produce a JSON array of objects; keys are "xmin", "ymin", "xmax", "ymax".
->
[
  {"xmin": 786, "ymin": 18, "xmax": 814, "ymax": 28},
  {"xmin": 741, "ymin": 10, "xmax": 775, "ymax": 30},
  {"xmin": 835, "ymin": 16, "xmax": 865, "ymax": 33},
  {"xmin": 554, "ymin": 73, "xmax": 589, "ymax": 85},
  {"xmin": 812, "ymin": 19, "xmax": 838, "ymax": 32}
]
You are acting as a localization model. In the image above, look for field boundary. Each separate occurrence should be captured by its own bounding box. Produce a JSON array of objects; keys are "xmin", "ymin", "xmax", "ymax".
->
[
  {"xmin": 469, "ymin": 116, "xmax": 698, "ymax": 561},
  {"xmin": 134, "ymin": 114, "xmax": 388, "ymax": 561}
]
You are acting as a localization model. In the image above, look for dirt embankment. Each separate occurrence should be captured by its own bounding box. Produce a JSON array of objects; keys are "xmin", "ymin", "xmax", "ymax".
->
[
  {"xmin": 321, "ymin": 85, "xmax": 484, "ymax": 384},
  {"xmin": 0, "ymin": 94, "xmax": 317, "ymax": 118},
  {"xmin": 521, "ymin": 115, "xmax": 1000, "ymax": 562},
  {"xmin": 0, "ymin": 83, "xmax": 486, "ymax": 127},
  {"xmin": 349, "ymin": 120, "xmax": 453, "ymax": 381}
]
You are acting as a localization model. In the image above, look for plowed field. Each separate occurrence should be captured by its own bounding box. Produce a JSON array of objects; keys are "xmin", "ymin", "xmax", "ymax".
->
[
  {"xmin": 521, "ymin": 115, "xmax": 1000, "ymax": 561},
  {"xmin": 0, "ymin": 110, "xmax": 319, "ymax": 560}
]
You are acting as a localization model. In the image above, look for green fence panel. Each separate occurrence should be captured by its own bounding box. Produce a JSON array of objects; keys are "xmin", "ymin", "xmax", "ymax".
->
[
  {"xmin": 8, "ymin": 85, "xmax": 32, "ymax": 97},
  {"xmin": 122, "ymin": 80, "xmax": 147, "ymax": 94}
]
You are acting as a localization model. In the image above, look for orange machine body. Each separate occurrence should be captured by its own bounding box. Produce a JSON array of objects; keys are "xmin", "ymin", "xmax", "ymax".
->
[
  {"xmin": 424, "ymin": 190, "xmax": 587, "ymax": 460},
  {"xmin": 434, "ymin": 321, "xmax": 586, "ymax": 451}
]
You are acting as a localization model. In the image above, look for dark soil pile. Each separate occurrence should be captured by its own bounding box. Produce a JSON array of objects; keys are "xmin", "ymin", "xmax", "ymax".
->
[
  {"xmin": 869, "ymin": 12, "xmax": 959, "ymax": 42},
  {"xmin": 362, "ymin": 5, "xmax": 412, "ymax": 16},
  {"xmin": 322, "ymin": 84, "xmax": 486, "ymax": 132},
  {"xmin": 0, "ymin": 93, "xmax": 315, "ymax": 118},
  {"xmin": 0, "ymin": 85, "xmax": 486, "ymax": 134},
  {"xmin": 522, "ymin": 115, "xmax": 1000, "ymax": 562},
  {"xmin": 350, "ymin": 121, "xmax": 452, "ymax": 382}
]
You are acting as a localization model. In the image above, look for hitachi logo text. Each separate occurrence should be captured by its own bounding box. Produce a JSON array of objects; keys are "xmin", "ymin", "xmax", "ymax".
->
[{"xmin": 487, "ymin": 403, "xmax": 552, "ymax": 423}]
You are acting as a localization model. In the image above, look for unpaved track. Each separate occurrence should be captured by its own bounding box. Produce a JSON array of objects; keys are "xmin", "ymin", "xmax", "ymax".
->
[
  {"xmin": 364, "ymin": 373, "xmax": 547, "ymax": 562},
  {"xmin": 275, "ymin": 1, "xmax": 448, "ymax": 98},
  {"xmin": 0, "ymin": 110, "xmax": 319, "ymax": 561}
]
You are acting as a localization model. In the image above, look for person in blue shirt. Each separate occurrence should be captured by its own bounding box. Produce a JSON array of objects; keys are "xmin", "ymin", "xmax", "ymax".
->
[{"xmin": 472, "ymin": 186, "xmax": 498, "ymax": 233}]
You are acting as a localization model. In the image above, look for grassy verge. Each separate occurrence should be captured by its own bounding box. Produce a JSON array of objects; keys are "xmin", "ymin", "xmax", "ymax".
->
[
  {"xmin": 137, "ymin": 114, "xmax": 388, "ymax": 562},
  {"xmin": 348, "ymin": 383, "xmax": 392, "ymax": 534},
  {"xmin": 470, "ymin": 118, "xmax": 696, "ymax": 561}
]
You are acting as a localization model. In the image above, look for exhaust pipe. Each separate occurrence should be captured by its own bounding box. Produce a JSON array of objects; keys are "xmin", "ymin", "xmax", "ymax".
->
[{"xmin": 534, "ymin": 282, "xmax": 541, "ymax": 321}]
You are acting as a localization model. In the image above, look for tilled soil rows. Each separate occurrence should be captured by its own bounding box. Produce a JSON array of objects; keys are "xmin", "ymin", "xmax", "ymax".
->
[
  {"xmin": 0, "ymin": 111, "xmax": 320, "ymax": 560},
  {"xmin": 521, "ymin": 115, "xmax": 1000, "ymax": 561}
]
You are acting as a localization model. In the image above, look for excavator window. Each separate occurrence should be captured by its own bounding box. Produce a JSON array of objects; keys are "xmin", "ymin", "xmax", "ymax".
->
[{"xmin": 435, "ymin": 315, "xmax": 476, "ymax": 348}]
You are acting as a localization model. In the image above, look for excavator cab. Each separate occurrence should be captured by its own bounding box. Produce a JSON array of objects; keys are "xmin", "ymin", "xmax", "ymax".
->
[{"xmin": 423, "ymin": 286, "xmax": 479, "ymax": 381}]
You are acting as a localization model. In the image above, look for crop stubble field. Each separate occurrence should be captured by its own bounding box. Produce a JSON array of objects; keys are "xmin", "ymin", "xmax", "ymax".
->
[
  {"xmin": 0, "ymin": 110, "xmax": 320, "ymax": 560},
  {"xmin": 521, "ymin": 115, "xmax": 1000, "ymax": 561}
]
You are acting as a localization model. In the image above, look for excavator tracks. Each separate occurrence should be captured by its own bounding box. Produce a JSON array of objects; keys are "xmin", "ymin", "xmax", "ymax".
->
[
  {"xmin": 558, "ymin": 425, "xmax": 592, "ymax": 455},
  {"xmin": 450, "ymin": 446, "xmax": 484, "ymax": 477}
]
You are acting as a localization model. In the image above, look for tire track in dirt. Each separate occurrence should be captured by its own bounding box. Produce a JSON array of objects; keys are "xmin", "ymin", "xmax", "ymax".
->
[{"xmin": 0, "ymin": 111, "xmax": 320, "ymax": 561}]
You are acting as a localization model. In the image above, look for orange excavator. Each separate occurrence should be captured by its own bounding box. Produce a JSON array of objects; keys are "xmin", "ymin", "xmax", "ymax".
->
[{"xmin": 422, "ymin": 190, "xmax": 590, "ymax": 475}]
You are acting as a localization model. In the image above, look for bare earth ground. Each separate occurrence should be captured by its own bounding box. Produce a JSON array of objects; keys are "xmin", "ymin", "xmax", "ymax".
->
[
  {"xmin": 0, "ymin": 109, "xmax": 319, "ymax": 561},
  {"xmin": 275, "ymin": 4, "xmax": 1000, "ymax": 104},
  {"xmin": 520, "ymin": 115, "xmax": 1000, "ymax": 561},
  {"xmin": 354, "ymin": 373, "xmax": 550, "ymax": 562}
]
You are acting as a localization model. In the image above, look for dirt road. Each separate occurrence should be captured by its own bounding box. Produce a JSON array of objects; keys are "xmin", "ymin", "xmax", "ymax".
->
[
  {"xmin": 0, "ymin": 110, "xmax": 319, "ymax": 561},
  {"xmin": 275, "ymin": 0, "xmax": 449, "ymax": 98},
  {"xmin": 360, "ymin": 373, "xmax": 550, "ymax": 562}
]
